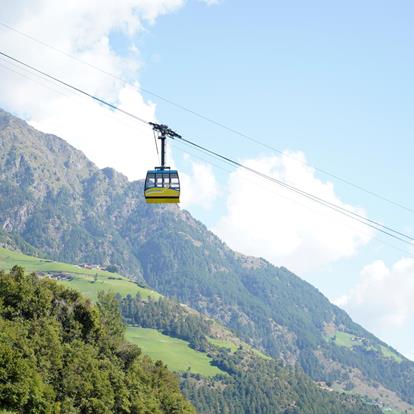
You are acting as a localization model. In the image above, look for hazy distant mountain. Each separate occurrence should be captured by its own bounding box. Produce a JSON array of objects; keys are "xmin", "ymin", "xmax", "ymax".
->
[{"xmin": 1, "ymin": 108, "xmax": 413, "ymax": 412}]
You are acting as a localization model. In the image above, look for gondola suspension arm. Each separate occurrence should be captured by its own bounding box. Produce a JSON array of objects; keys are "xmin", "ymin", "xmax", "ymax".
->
[{"xmin": 149, "ymin": 123, "xmax": 182, "ymax": 170}]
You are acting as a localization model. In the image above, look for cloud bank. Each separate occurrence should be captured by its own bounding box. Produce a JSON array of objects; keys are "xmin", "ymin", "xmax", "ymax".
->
[
  {"xmin": 214, "ymin": 151, "xmax": 374, "ymax": 273},
  {"xmin": 335, "ymin": 256, "xmax": 414, "ymax": 358},
  {"xmin": 179, "ymin": 155, "xmax": 219, "ymax": 209},
  {"xmin": 0, "ymin": 0, "xmax": 186, "ymax": 179}
]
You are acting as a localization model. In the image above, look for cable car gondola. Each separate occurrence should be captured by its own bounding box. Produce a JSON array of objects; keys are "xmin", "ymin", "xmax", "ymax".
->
[
  {"xmin": 144, "ymin": 168, "xmax": 180, "ymax": 203},
  {"xmin": 144, "ymin": 123, "xmax": 181, "ymax": 204}
]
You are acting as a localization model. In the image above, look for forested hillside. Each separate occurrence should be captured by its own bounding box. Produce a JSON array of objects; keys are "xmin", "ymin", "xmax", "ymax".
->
[
  {"xmin": 0, "ymin": 266, "xmax": 195, "ymax": 413},
  {"xmin": 1, "ymin": 249, "xmax": 381, "ymax": 413},
  {"xmin": 121, "ymin": 294, "xmax": 382, "ymax": 414},
  {"xmin": 0, "ymin": 108, "xmax": 413, "ymax": 412}
]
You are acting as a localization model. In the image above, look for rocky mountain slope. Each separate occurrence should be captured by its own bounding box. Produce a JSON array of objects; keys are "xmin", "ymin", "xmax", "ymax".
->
[{"xmin": 0, "ymin": 108, "xmax": 413, "ymax": 412}]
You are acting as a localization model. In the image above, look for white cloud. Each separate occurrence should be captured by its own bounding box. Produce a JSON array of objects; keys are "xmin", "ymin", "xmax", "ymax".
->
[
  {"xmin": 29, "ymin": 84, "xmax": 158, "ymax": 180},
  {"xmin": 0, "ymin": 0, "xmax": 186, "ymax": 180},
  {"xmin": 336, "ymin": 258, "xmax": 414, "ymax": 332},
  {"xmin": 214, "ymin": 151, "xmax": 374, "ymax": 273},
  {"xmin": 179, "ymin": 156, "xmax": 219, "ymax": 209}
]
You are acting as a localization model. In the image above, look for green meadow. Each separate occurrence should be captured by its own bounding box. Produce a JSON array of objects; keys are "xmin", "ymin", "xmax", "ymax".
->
[
  {"xmin": 126, "ymin": 327, "xmax": 223, "ymax": 377},
  {"xmin": 0, "ymin": 247, "xmax": 159, "ymax": 301},
  {"xmin": 379, "ymin": 345, "xmax": 403, "ymax": 363},
  {"xmin": 328, "ymin": 331, "xmax": 402, "ymax": 363},
  {"xmin": 207, "ymin": 337, "xmax": 238, "ymax": 353},
  {"xmin": 334, "ymin": 331, "xmax": 358, "ymax": 348},
  {"xmin": 207, "ymin": 337, "xmax": 270, "ymax": 360}
]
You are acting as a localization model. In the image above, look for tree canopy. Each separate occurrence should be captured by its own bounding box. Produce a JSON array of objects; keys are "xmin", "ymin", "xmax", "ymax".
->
[{"xmin": 0, "ymin": 267, "xmax": 195, "ymax": 414}]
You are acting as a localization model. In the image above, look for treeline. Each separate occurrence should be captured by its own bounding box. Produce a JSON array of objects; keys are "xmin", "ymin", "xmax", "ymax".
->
[
  {"xmin": 182, "ymin": 349, "xmax": 382, "ymax": 414},
  {"xmin": 119, "ymin": 294, "xmax": 212, "ymax": 351},
  {"xmin": 117, "ymin": 294, "xmax": 382, "ymax": 414},
  {"xmin": 0, "ymin": 267, "xmax": 195, "ymax": 414}
]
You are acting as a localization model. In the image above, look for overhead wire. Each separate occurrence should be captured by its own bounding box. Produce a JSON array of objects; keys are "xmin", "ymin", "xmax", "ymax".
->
[
  {"xmin": 0, "ymin": 53, "xmax": 160, "ymax": 163},
  {"xmin": 1, "ymin": 20, "xmax": 413, "ymax": 215},
  {"xmin": 170, "ymin": 139, "xmax": 413, "ymax": 257},
  {"xmin": 172, "ymin": 137, "xmax": 413, "ymax": 245},
  {"xmin": 0, "ymin": 49, "xmax": 410, "ymax": 247},
  {"xmin": 0, "ymin": 56, "xmax": 148, "ymax": 134},
  {"xmin": 0, "ymin": 51, "xmax": 149, "ymax": 127},
  {"xmin": 0, "ymin": 59, "xmax": 71, "ymax": 98},
  {"xmin": 0, "ymin": 49, "xmax": 413, "ymax": 247}
]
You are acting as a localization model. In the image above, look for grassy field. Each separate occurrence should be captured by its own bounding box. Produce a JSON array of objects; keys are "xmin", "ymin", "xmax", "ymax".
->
[
  {"xmin": 250, "ymin": 346, "xmax": 272, "ymax": 360},
  {"xmin": 126, "ymin": 327, "xmax": 223, "ymax": 377},
  {"xmin": 327, "ymin": 331, "xmax": 403, "ymax": 363},
  {"xmin": 207, "ymin": 337, "xmax": 271, "ymax": 360},
  {"xmin": 334, "ymin": 331, "xmax": 358, "ymax": 348},
  {"xmin": 379, "ymin": 345, "xmax": 403, "ymax": 363},
  {"xmin": 0, "ymin": 247, "xmax": 160, "ymax": 301},
  {"xmin": 207, "ymin": 337, "xmax": 238, "ymax": 353}
]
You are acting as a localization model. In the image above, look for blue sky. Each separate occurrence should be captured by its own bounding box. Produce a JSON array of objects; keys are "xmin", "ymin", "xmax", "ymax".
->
[
  {"xmin": 135, "ymin": 1, "xmax": 414, "ymax": 234},
  {"xmin": 135, "ymin": 0, "xmax": 414, "ymax": 307},
  {"xmin": 0, "ymin": 0, "xmax": 413, "ymax": 358},
  {"xmin": 137, "ymin": 0, "xmax": 414, "ymax": 223}
]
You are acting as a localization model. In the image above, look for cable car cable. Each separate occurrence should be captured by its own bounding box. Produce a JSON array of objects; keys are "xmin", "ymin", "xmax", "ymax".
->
[
  {"xmin": 1, "ymin": 20, "xmax": 413, "ymax": 215},
  {"xmin": 1, "ymin": 49, "xmax": 413, "ymax": 244},
  {"xmin": 170, "ymin": 139, "xmax": 413, "ymax": 257},
  {"xmin": 1, "ymin": 49, "xmax": 411, "ymax": 243},
  {"xmin": 0, "ymin": 58, "xmax": 76, "ymax": 100},
  {"xmin": 172, "ymin": 138, "xmax": 414, "ymax": 245},
  {"xmin": 0, "ymin": 51, "xmax": 149, "ymax": 127},
  {"xmin": 172, "ymin": 134, "xmax": 414, "ymax": 243}
]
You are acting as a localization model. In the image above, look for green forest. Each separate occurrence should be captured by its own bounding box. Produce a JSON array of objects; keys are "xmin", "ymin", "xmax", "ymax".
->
[
  {"xmin": 119, "ymin": 294, "xmax": 382, "ymax": 414},
  {"xmin": 0, "ymin": 267, "xmax": 195, "ymax": 414}
]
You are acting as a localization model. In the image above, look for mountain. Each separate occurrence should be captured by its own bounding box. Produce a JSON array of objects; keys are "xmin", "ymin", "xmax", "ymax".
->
[
  {"xmin": 1, "ymin": 108, "xmax": 413, "ymax": 412},
  {"xmin": 0, "ymin": 108, "xmax": 143, "ymax": 278}
]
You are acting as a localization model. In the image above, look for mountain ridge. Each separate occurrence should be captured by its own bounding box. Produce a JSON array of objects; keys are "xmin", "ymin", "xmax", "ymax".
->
[{"xmin": 0, "ymin": 108, "xmax": 413, "ymax": 412}]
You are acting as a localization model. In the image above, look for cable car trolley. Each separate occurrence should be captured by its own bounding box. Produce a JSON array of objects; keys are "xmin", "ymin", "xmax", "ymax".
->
[{"xmin": 144, "ymin": 123, "xmax": 181, "ymax": 204}]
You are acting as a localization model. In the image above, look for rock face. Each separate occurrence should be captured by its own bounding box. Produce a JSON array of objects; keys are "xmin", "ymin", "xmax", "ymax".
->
[
  {"xmin": 0, "ymin": 108, "xmax": 143, "ymax": 278},
  {"xmin": 0, "ymin": 108, "xmax": 413, "ymax": 410}
]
